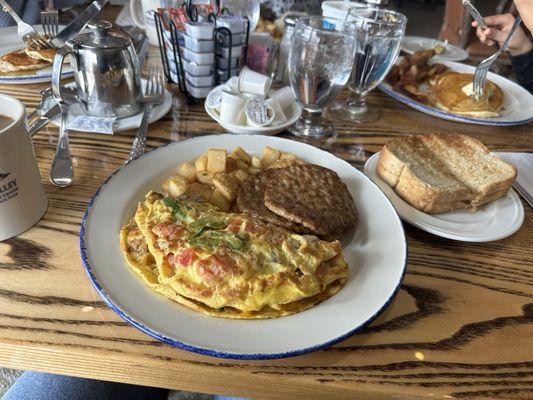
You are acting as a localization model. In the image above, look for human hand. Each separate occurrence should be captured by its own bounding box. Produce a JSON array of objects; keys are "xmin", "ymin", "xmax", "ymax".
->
[
  {"xmin": 513, "ymin": 0, "xmax": 533, "ymax": 33},
  {"xmin": 472, "ymin": 13, "xmax": 532, "ymax": 56}
]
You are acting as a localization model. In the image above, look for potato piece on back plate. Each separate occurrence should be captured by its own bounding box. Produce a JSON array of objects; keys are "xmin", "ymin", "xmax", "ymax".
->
[
  {"xmin": 195, "ymin": 155, "xmax": 208, "ymax": 172},
  {"xmin": 231, "ymin": 169, "xmax": 250, "ymax": 184},
  {"xmin": 207, "ymin": 148, "xmax": 227, "ymax": 173},
  {"xmin": 213, "ymin": 172, "xmax": 239, "ymax": 201},
  {"xmin": 186, "ymin": 183, "xmax": 212, "ymax": 201},
  {"xmin": 251, "ymin": 156, "xmax": 262, "ymax": 169},
  {"xmin": 230, "ymin": 146, "xmax": 252, "ymax": 165},
  {"xmin": 162, "ymin": 175, "xmax": 190, "ymax": 197},
  {"xmin": 178, "ymin": 162, "xmax": 196, "ymax": 183},
  {"xmin": 196, "ymin": 170, "xmax": 214, "ymax": 185},
  {"xmin": 261, "ymin": 147, "xmax": 281, "ymax": 167},
  {"xmin": 210, "ymin": 189, "xmax": 231, "ymax": 211}
]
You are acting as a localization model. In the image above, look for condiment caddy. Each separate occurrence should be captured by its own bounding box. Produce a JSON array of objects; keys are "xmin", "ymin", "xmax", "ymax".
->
[{"xmin": 154, "ymin": 5, "xmax": 251, "ymax": 100}]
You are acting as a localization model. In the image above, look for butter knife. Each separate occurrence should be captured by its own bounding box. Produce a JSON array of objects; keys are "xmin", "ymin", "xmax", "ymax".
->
[
  {"xmin": 50, "ymin": 0, "xmax": 107, "ymax": 48},
  {"xmin": 462, "ymin": 0, "xmax": 487, "ymax": 30}
]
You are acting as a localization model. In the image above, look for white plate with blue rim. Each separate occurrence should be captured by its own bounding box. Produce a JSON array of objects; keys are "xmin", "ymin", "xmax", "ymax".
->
[
  {"xmin": 0, "ymin": 25, "xmax": 73, "ymax": 84},
  {"xmin": 364, "ymin": 152, "xmax": 524, "ymax": 242},
  {"xmin": 379, "ymin": 60, "xmax": 533, "ymax": 126},
  {"xmin": 80, "ymin": 134, "xmax": 407, "ymax": 359},
  {"xmin": 402, "ymin": 36, "xmax": 469, "ymax": 62}
]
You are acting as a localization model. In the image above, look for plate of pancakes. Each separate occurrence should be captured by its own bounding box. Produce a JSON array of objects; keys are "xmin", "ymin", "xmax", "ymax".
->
[
  {"xmin": 81, "ymin": 134, "xmax": 407, "ymax": 359},
  {"xmin": 0, "ymin": 25, "xmax": 73, "ymax": 84},
  {"xmin": 380, "ymin": 51, "xmax": 533, "ymax": 126}
]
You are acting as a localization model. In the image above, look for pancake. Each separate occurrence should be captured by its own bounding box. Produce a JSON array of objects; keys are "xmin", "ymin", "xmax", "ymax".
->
[
  {"xmin": 429, "ymin": 72, "xmax": 504, "ymax": 118},
  {"xmin": 120, "ymin": 217, "xmax": 347, "ymax": 319},
  {"xmin": 0, "ymin": 49, "xmax": 50, "ymax": 73},
  {"xmin": 25, "ymin": 47, "xmax": 57, "ymax": 63},
  {"xmin": 124, "ymin": 192, "xmax": 349, "ymax": 318}
]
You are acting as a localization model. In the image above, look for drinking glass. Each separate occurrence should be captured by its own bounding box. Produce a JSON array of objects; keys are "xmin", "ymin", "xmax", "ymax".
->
[
  {"xmin": 330, "ymin": 7, "xmax": 406, "ymax": 124},
  {"xmin": 288, "ymin": 16, "xmax": 357, "ymax": 138}
]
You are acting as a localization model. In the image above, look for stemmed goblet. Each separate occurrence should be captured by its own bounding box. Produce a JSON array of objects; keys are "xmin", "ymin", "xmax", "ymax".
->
[
  {"xmin": 288, "ymin": 16, "xmax": 357, "ymax": 138},
  {"xmin": 330, "ymin": 7, "xmax": 406, "ymax": 124}
]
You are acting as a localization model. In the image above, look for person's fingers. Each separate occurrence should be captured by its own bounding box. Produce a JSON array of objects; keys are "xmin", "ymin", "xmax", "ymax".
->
[
  {"xmin": 476, "ymin": 27, "xmax": 487, "ymax": 41},
  {"xmin": 483, "ymin": 14, "xmax": 514, "ymax": 29},
  {"xmin": 485, "ymin": 39, "xmax": 495, "ymax": 46},
  {"xmin": 484, "ymin": 27, "xmax": 509, "ymax": 43},
  {"xmin": 472, "ymin": 20, "xmax": 478, "ymax": 28}
]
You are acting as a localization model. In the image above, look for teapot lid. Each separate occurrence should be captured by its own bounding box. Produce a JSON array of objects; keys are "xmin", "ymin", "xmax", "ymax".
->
[{"xmin": 75, "ymin": 20, "xmax": 131, "ymax": 49}]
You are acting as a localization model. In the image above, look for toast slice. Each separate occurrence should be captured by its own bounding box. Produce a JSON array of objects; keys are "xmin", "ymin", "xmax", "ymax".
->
[{"xmin": 377, "ymin": 134, "xmax": 516, "ymax": 213}]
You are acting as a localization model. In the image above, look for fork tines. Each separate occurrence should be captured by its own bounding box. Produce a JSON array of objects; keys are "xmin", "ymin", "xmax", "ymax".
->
[{"xmin": 41, "ymin": 0, "xmax": 59, "ymax": 38}]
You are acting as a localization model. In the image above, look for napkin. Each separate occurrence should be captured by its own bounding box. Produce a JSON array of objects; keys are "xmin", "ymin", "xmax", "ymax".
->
[
  {"xmin": 67, "ymin": 115, "xmax": 116, "ymax": 135},
  {"xmin": 495, "ymin": 152, "xmax": 533, "ymax": 197}
]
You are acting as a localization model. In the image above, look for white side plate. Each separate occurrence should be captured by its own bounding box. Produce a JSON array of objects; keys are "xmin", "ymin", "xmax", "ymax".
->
[
  {"xmin": 81, "ymin": 135, "xmax": 407, "ymax": 359},
  {"xmin": 364, "ymin": 152, "xmax": 524, "ymax": 242},
  {"xmin": 205, "ymin": 86, "xmax": 301, "ymax": 135}
]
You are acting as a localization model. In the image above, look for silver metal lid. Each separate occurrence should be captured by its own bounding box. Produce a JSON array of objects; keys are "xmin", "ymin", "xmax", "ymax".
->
[{"xmin": 76, "ymin": 20, "xmax": 130, "ymax": 49}]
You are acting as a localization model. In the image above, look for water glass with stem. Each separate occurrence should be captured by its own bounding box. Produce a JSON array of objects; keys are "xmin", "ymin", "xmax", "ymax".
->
[
  {"xmin": 330, "ymin": 7, "xmax": 406, "ymax": 124},
  {"xmin": 288, "ymin": 16, "xmax": 357, "ymax": 138}
]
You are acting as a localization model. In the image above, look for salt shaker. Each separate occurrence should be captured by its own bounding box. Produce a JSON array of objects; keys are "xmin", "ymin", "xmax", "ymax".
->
[{"xmin": 274, "ymin": 15, "xmax": 297, "ymax": 84}]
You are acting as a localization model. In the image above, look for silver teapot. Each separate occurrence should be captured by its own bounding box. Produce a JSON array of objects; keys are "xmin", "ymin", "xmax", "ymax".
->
[{"xmin": 52, "ymin": 20, "xmax": 144, "ymax": 118}]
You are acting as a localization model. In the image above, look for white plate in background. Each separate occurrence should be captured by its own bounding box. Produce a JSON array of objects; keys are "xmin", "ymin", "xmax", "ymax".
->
[{"xmin": 402, "ymin": 36, "xmax": 469, "ymax": 62}]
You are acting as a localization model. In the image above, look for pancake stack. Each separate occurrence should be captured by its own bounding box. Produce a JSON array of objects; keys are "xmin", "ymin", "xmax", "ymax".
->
[
  {"xmin": 429, "ymin": 72, "xmax": 504, "ymax": 118},
  {"xmin": 0, "ymin": 43, "xmax": 58, "ymax": 73},
  {"xmin": 120, "ymin": 192, "xmax": 349, "ymax": 319}
]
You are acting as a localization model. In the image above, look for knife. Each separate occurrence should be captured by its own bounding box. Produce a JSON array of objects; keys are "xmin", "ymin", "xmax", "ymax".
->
[
  {"xmin": 462, "ymin": 0, "xmax": 487, "ymax": 30},
  {"xmin": 50, "ymin": 0, "xmax": 108, "ymax": 48}
]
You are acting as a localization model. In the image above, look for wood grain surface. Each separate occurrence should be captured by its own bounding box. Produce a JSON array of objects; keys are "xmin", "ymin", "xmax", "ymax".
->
[{"xmin": 0, "ymin": 19, "xmax": 532, "ymax": 399}]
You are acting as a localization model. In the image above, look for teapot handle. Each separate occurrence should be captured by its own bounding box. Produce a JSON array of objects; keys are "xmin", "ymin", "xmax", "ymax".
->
[{"xmin": 52, "ymin": 45, "xmax": 77, "ymax": 105}]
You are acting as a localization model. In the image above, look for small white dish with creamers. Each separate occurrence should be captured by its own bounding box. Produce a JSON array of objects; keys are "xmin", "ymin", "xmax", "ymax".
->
[{"xmin": 205, "ymin": 67, "xmax": 301, "ymax": 135}]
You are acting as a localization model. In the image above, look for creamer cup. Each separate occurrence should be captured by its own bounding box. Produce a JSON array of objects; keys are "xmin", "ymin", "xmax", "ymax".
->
[
  {"xmin": 269, "ymin": 86, "xmax": 295, "ymax": 110},
  {"xmin": 238, "ymin": 66, "xmax": 272, "ymax": 97},
  {"xmin": 265, "ymin": 97, "xmax": 287, "ymax": 125},
  {"xmin": 245, "ymin": 99, "xmax": 275, "ymax": 127},
  {"xmin": 219, "ymin": 89, "xmax": 246, "ymax": 124}
]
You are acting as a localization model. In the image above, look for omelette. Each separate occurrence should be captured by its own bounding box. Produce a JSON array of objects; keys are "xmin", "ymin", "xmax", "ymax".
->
[
  {"xmin": 120, "ymin": 192, "xmax": 349, "ymax": 319},
  {"xmin": 429, "ymin": 72, "xmax": 504, "ymax": 118}
]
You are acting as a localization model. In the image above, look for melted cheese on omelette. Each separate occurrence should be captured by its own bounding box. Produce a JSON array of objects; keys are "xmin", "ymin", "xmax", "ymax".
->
[{"xmin": 132, "ymin": 192, "xmax": 349, "ymax": 313}]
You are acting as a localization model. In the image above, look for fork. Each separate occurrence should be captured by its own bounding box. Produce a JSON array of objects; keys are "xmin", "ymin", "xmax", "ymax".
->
[
  {"xmin": 0, "ymin": 0, "xmax": 52, "ymax": 48},
  {"xmin": 41, "ymin": 0, "xmax": 59, "ymax": 38},
  {"xmin": 513, "ymin": 181, "xmax": 533, "ymax": 209},
  {"xmin": 126, "ymin": 66, "xmax": 165, "ymax": 163},
  {"xmin": 473, "ymin": 16, "xmax": 522, "ymax": 99}
]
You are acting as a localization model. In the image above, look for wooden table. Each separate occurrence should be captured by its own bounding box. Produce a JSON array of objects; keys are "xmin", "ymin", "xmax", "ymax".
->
[{"xmin": 1, "ymin": 20, "xmax": 533, "ymax": 400}]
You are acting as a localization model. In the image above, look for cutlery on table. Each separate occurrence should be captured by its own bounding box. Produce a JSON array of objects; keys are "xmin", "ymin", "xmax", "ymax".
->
[
  {"xmin": 41, "ymin": 0, "xmax": 59, "ymax": 38},
  {"xmin": 126, "ymin": 66, "xmax": 165, "ymax": 163},
  {"xmin": 513, "ymin": 181, "xmax": 533, "ymax": 209},
  {"xmin": 50, "ymin": 101, "xmax": 74, "ymax": 187},
  {"xmin": 50, "ymin": 0, "xmax": 107, "ymax": 48},
  {"xmin": 28, "ymin": 87, "xmax": 77, "ymax": 137},
  {"xmin": 462, "ymin": 0, "xmax": 487, "ymax": 30},
  {"xmin": 472, "ymin": 16, "xmax": 522, "ymax": 99},
  {"xmin": 0, "ymin": 0, "xmax": 52, "ymax": 48}
]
